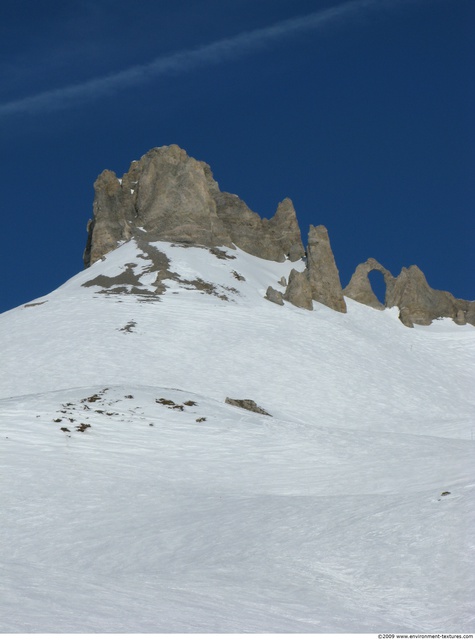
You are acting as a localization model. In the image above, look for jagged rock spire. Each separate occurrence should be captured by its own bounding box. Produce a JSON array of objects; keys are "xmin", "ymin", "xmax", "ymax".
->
[
  {"xmin": 283, "ymin": 225, "xmax": 347, "ymax": 313},
  {"xmin": 306, "ymin": 225, "xmax": 347, "ymax": 313}
]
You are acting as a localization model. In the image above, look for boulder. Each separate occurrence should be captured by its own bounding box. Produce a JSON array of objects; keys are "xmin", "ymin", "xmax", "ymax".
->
[
  {"xmin": 283, "ymin": 269, "xmax": 313, "ymax": 310},
  {"xmin": 265, "ymin": 286, "xmax": 284, "ymax": 306}
]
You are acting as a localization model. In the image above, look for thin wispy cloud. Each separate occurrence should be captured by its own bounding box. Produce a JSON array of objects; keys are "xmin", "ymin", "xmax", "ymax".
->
[{"xmin": 0, "ymin": 0, "xmax": 412, "ymax": 118}]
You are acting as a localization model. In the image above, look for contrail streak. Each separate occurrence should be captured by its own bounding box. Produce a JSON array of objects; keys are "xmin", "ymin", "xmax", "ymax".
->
[{"xmin": 0, "ymin": 0, "xmax": 411, "ymax": 117}]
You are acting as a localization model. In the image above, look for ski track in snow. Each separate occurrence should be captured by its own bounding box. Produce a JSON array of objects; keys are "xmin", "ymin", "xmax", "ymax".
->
[{"xmin": 0, "ymin": 241, "xmax": 474, "ymax": 632}]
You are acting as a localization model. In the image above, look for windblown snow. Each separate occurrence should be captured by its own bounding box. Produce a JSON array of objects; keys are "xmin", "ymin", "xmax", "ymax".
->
[{"xmin": 0, "ymin": 240, "xmax": 474, "ymax": 632}]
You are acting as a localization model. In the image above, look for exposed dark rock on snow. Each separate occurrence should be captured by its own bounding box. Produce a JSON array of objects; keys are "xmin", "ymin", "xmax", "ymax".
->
[
  {"xmin": 225, "ymin": 398, "xmax": 271, "ymax": 416},
  {"xmin": 82, "ymin": 262, "xmax": 162, "ymax": 298},
  {"xmin": 119, "ymin": 321, "xmax": 137, "ymax": 333},
  {"xmin": 84, "ymin": 145, "xmax": 304, "ymax": 267}
]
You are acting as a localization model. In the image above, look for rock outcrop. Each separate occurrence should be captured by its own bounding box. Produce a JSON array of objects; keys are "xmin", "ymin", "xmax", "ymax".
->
[
  {"xmin": 225, "ymin": 398, "xmax": 271, "ymax": 416},
  {"xmin": 306, "ymin": 225, "xmax": 347, "ymax": 313},
  {"xmin": 283, "ymin": 268, "xmax": 314, "ymax": 310},
  {"xmin": 282, "ymin": 226, "xmax": 346, "ymax": 313},
  {"xmin": 465, "ymin": 301, "xmax": 475, "ymax": 325},
  {"xmin": 84, "ymin": 144, "xmax": 473, "ymax": 327},
  {"xmin": 387, "ymin": 265, "xmax": 471, "ymax": 328},
  {"xmin": 345, "ymin": 259, "xmax": 475, "ymax": 327},
  {"xmin": 83, "ymin": 170, "xmax": 135, "ymax": 268},
  {"xmin": 84, "ymin": 145, "xmax": 304, "ymax": 267},
  {"xmin": 343, "ymin": 258, "xmax": 394, "ymax": 310}
]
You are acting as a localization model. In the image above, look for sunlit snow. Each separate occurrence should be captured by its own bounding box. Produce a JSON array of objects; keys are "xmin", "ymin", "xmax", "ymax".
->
[{"xmin": 0, "ymin": 241, "xmax": 473, "ymax": 632}]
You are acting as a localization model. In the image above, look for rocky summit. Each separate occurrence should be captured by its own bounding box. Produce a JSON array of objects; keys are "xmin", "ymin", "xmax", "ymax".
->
[
  {"xmin": 84, "ymin": 144, "xmax": 473, "ymax": 327},
  {"xmin": 84, "ymin": 144, "xmax": 304, "ymax": 267}
]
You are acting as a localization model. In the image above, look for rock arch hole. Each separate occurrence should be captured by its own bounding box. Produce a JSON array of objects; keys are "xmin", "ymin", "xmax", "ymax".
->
[{"xmin": 368, "ymin": 270, "xmax": 386, "ymax": 305}]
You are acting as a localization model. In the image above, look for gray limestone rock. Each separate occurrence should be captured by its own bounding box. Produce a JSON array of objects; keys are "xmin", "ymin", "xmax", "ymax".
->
[
  {"xmin": 82, "ymin": 144, "xmax": 473, "ymax": 327},
  {"xmin": 306, "ymin": 225, "xmax": 347, "ymax": 313},
  {"xmin": 271, "ymin": 198, "xmax": 306, "ymax": 262},
  {"xmin": 84, "ymin": 170, "xmax": 135, "ymax": 266},
  {"xmin": 209, "ymin": 192, "xmax": 305, "ymax": 262},
  {"xmin": 346, "ymin": 258, "xmax": 475, "ymax": 327},
  {"xmin": 465, "ymin": 301, "xmax": 475, "ymax": 325},
  {"xmin": 343, "ymin": 258, "xmax": 395, "ymax": 310},
  {"xmin": 283, "ymin": 269, "xmax": 313, "ymax": 310},
  {"xmin": 284, "ymin": 226, "xmax": 347, "ymax": 313},
  {"xmin": 265, "ymin": 286, "xmax": 284, "ymax": 306},
  {"xmin": 84, "ymin": 145, "xmax": 304, "ymax": 266},
  {"xmin": 225, "ymin": 397, "xmax": 271, "ymax": 416},
  {"xmin": 132, "ymin": 146, "xmax": 231, "ymax": 247},
  {"xmin": 387, "ymin": 265, "xmax": 465, "ymax": 327},
  {"xmin": 453, "ymin": 309, "xmax": 466, "ymax": 325}
]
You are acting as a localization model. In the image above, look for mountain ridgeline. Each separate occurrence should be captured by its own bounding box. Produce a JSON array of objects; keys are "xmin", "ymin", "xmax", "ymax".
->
[{"xmin": 84, "ymin": 144, "xmax": 474, "ymax": 327}]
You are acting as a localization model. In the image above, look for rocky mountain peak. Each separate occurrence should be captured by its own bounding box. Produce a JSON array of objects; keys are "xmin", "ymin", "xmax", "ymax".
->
[
  {"xmin": 84, "ymin": 144, "xmax": 305, "ymax": 268},
  {"xmin": 83, "ymin": 144, "xmax": 473, "ymax": 327}
]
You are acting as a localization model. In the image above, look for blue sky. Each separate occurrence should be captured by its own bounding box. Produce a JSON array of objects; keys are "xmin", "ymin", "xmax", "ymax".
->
[{"xmin": 1, "ymin": 0, "xmax": 473, "ymax": 312}]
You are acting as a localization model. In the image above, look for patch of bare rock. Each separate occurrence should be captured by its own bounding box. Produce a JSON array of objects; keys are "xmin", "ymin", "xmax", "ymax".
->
[{"xmin": 225, "ymin": 398, "xmax": 271, "ymax": 416}]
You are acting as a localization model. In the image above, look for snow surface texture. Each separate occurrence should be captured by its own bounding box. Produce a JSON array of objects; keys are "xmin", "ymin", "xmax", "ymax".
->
[{"xmin": 1, "ymin": 241, "xmax": 474, "ymax": 632}]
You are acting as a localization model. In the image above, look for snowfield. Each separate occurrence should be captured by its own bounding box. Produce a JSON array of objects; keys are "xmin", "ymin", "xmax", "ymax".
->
[{"xmin": 1, "ymin": 241, "xmax": 474, "ymax": 632}]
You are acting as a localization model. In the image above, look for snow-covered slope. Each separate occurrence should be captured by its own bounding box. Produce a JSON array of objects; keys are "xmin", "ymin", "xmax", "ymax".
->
[{"xmin": 1, "ymin": 240, "xmax": 474, "ymax": 632}]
